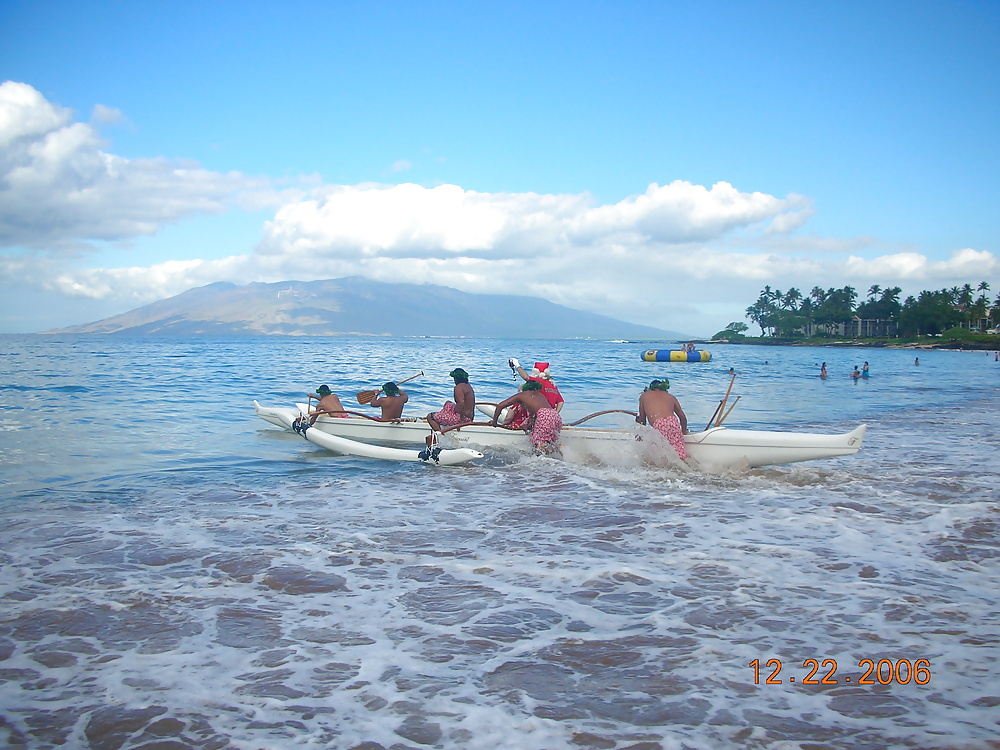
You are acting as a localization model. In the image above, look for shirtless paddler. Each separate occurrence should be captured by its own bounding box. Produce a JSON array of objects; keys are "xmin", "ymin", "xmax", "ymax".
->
[
  {"xmin": 492, "ymin": 380, "xmax": 562, "ymax": 455},
  {"xmin": 636, "ymin": 378, "xmax": 689, "ymax": 460}
]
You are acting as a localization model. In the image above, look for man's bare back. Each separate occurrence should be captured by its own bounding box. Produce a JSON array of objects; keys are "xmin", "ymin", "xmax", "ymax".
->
[
  {"xmin": 311, "ymin": 393, "xmax": 347, "ymax": 420},
  {"xmin": 453, "ymin": 381, "xmax": 476, "ymax": 422},
  {"xmin": 308, "ymin": 386, "xmax": 347, "ymax": 423},
  {"xmin": 370, "ymin": 382, "xmax": 408, "ymax": 420},
  {"xmin": 491, "ymin": 389, "xmax": 551, "ymax": 424},
  {"xmin": 637, "ymin": 388, "xmax": 688, "ymax": 432}
]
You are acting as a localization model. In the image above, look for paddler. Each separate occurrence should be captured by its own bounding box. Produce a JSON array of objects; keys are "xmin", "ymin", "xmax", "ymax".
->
[
  {"xmin": 636, "ymin": 379, "xmax": 689, "ymax": 460},
  {"xmin": 368, "ymin": 382, "xmax": 409, "ymax": 420},
  {"xmin": 491, "ymin": 380, "xmax": 562, "ymax": 455},
  {"xmin": 425, "ymin": 368, "xmax": 476, "ymax": 445},
  {"xmin": 507, "ymin": 358, "xmax": 564, "ymax": 412},
  {"xmin": 308, "ymin": 385, "xmax": 348, "ymax": 424}
]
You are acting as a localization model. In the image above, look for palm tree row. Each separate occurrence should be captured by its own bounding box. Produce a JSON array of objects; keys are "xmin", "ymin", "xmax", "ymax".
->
[{"xmin": 744, "ymin": 281, "xmax": 996, "ymax": 337}]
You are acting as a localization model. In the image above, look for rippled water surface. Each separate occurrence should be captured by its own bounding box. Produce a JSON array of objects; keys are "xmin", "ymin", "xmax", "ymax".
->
[{"xmin": 1, "ymin": 335, "xmax": 998, "ymax": 749}]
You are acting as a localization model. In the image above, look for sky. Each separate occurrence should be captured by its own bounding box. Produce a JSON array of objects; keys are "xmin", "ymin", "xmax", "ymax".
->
[{"xmin": 1, "ymin": 0, "xmax": 998, "ymax": 337}]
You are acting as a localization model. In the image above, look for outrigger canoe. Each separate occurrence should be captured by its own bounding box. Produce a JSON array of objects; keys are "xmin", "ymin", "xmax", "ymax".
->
[
  {"xmin": 253, "ymin": 401, "xmax": 866, "ymax": 469},
  {"xmin": 254, "ymin": 402, "xmax": 483, "ymax": 465}
]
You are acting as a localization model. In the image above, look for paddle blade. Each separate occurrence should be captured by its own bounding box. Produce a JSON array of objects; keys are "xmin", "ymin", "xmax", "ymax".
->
[{"xmin": 356, "ymin": 389, "xmax": 380, "ymax": 405}]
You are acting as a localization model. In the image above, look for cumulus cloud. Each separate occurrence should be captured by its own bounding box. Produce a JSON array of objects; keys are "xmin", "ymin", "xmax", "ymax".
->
[
  {"xmin": 567, "ymin": 181, "xmax": 814, "ymax": 244},
  {"xmin": 5, "ymin": 168, "xmax": 997, "ymax": 335},
  {"xmin": 90, "ymin": 103, "xmax": 125, "ymax": 125},
  {"xmin": 1, "ymin": 82, "xmax": 996, "ymax": 335},
  {"xmin": 254, "ymin": 179, "xmax": 811, "ymax": 266},
  {"xmin": 844, "ymin": 248, "xmax": 999, "ymax": 280},
  {"xmin": 0, "ymin": 81, "xmax": 267, "ymax": 252}
]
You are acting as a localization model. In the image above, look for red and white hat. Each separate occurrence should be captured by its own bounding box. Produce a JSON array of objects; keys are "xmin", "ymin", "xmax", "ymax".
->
[{"xmin": 531, "ymin": 362, "xmax": 551, "ymax": 379}]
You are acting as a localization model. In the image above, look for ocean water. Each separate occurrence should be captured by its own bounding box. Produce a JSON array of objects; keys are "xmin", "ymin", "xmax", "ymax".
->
[{"xmin": 1, "ymin": 335, "xmax": 998, "ymax": 750}]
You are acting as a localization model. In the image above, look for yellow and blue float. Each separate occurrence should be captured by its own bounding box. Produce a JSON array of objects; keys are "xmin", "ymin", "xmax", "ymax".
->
[{"xmin": 641, "ymin": 349, "xmax": 712, "ymax": 363}]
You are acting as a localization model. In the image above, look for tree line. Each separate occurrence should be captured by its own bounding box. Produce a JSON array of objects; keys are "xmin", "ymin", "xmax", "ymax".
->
[{"xmin": 733, "ymin": 282, "xmax": 996, "ymax": 338}]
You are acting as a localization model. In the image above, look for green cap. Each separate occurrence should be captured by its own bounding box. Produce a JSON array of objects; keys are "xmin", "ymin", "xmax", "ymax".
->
[{"xmin": 316, "ymin": 385, "xmax": 332, "ymax": 396}]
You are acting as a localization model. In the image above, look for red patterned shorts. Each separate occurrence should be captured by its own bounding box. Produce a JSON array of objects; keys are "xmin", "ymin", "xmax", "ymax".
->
[
  {"xmin": 530, "ymin": 408, "xmax": 563, "ymax": 447},
  {"xmin": 433, "ymin": 401, "xmax": 469, "ymax": 427},
  {"xmin": 652, "ymin": 416, "xmax": 688, "ymax": 459}
]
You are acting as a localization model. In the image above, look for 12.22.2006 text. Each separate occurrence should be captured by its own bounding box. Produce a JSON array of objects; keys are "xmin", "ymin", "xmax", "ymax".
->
[{"xmin": 750, "ymin": 658, "xmax": 931, "ymax": 685}]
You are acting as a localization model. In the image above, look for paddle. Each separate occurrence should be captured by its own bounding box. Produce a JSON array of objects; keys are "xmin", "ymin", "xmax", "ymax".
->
[
  {"xmin": 707, "ymin": 373, "xmax": 737, "ymax": 429},
  {"xmin": 356, "ymin": 371, "xmax": 423, "ymax": 405},
  {"xmin": 566, "ymin": 409, "xmax": 637, "ymax": 427},
  {"xmin": 718, "ymin": 395, "xmax": 741, "ymax": 426}
]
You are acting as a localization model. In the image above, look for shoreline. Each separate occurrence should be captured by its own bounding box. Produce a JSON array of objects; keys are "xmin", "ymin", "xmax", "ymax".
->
[{"xmin": 704, "ymin": 338, "xmax": 998, "ymax": 351}]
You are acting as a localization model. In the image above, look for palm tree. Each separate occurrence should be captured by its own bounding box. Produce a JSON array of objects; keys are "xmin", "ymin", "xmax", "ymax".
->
[
  {"xmin": 798, "ymin": 297, "xmax": 816, "ymax": 335},
  {"xmin": 782, "ymin": 288, "xmax": 803, "ymax": 311},
  {"xmin": 967, "ymin": 282, "xmax": 992, "ymax": 330},
  {"xmin": 960, "ymin": 284, "xmax": 975, "ymax": 327},
  {"xmin": 977, "ymin": 282, "xmax": 991, "ymax": 327},
  {"xmin": 867, "ymin": 284, "xmax": 881, "ymax": 300},
  {"xmin": 881, "ymin": 286, "xmax": 902, "ymax": 304}
]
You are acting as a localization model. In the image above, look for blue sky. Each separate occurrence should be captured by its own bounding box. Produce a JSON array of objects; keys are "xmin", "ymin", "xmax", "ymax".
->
[{"xmin": 1, "ymin": 0, "xmax": 998, "ymax": 335}]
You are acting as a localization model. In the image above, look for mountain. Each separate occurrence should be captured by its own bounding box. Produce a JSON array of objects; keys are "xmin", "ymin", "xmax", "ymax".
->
[{"xmin": 43, "ymin": 277, "xmax": 692, "ymax": 340}]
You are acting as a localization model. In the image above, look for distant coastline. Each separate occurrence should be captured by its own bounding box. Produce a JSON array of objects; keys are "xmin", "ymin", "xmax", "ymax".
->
[{"xmin": 707, "ymin": 337, "xmax": 998, "ymax": 351}]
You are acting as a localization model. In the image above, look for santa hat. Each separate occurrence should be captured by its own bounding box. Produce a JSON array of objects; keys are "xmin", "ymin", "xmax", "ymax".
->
[{"xmin": 531, "ymin": 362, "xmax": 551, "ymax": 379}]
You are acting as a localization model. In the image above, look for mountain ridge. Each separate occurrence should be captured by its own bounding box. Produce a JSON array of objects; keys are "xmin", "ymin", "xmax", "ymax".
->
[{"xmin": 44, "ymin": 277, "xmax": 693, "ymax": 340}]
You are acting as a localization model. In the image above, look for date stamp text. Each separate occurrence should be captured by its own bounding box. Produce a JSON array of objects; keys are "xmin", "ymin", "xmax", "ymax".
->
[{"xmin": 750, "ymin": 658, "xmax": 931, "ymax": 686}]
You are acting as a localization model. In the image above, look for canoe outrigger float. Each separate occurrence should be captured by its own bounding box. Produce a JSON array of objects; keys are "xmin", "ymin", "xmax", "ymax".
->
[
  {"xmin": 253, "ymin": 401, "xmax": 866, "ymax": 469},
  {"xmin": 254, "ymin": 402, "xmax": 484, "ymax": 465}
]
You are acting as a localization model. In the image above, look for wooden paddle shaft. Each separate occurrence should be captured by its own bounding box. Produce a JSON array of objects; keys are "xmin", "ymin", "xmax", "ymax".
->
[
  {"xmin": 714, "ymin": 373, "xmax": 737, "ymax": 427},
  {"xmin": 718, "ymin": 395, "xmax": 741, "ymax": 426},
  {"xmin": 356, "ymin": 371, "xmax": 423, "ymax": 404}
]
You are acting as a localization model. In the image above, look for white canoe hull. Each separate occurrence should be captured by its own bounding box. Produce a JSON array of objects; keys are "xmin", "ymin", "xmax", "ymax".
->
[
  {"xmin": 253, "ymin": 401, "xmax": 483, "ymax": 465},
  {"xmin": 683, "ymin": 423, "xmax": 866, "ymax": 468},
  {"xmin": 254, "ymin": 401, "xmax": 866, "ymax": 469}
]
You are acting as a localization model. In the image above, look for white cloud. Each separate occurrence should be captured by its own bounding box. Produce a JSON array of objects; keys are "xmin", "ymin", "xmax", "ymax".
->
[
  {"xmin": 845, "ymin": 248, "xmax": 999, "ymax": 280},
  {"xmin": 0, "ymin": 81, "xmax": 71, "ymax": 149},
  {"xmin": 5, "ymin": 172, "xmax": 997, "ymax": 336},
  {"xmin": 255, "ymin": 180, "xmax": 811, "ymax": 266},
  {"xmin": 0, "ymin": 81, "xmax": 267, "ymax": 252},
  {"xmin": 1, "ymin": 82, "xmax": 997, "ymax": 336},
  {"xmin": 90, "ymin": 103, "xmax": 124, "ymax": 125},
  {"xmin": 568, "ymin": 181, "xmax": 814, "ymax": 244}
]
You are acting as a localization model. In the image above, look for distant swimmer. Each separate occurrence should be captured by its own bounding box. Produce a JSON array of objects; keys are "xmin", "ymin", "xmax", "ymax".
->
[
  {"xmin": 862, "ymin": 361, "xmax": 870, "ymax": 378},
  {"xmin": 851, "ymin": 366, "xmax": 861, "ymax": 379},
  {"xmin": 915, "ymin": 357, "xmax": 920, "ymax": 366},
  {"xmin": 820, "ymin": 362, "xmax": 828, "ymax": 379}
]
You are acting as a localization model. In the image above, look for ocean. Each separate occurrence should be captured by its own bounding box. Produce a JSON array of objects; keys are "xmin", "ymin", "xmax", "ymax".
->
[{"xmin": 1, "ymin": 335, "xmax": 998, "ymax": 749}]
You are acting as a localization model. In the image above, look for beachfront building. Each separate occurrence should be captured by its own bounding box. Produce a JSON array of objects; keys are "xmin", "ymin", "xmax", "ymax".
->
[{"xmin": 798, "ymin": 317, "xmax": 899, "ymax": 338}]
